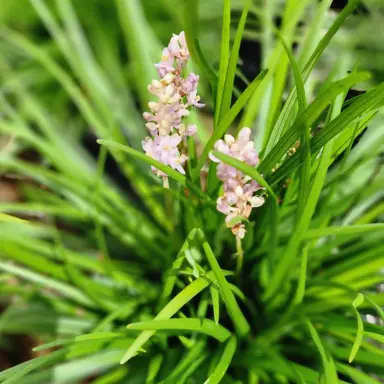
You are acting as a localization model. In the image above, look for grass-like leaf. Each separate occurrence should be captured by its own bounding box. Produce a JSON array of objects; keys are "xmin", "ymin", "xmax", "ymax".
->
[
  {"xmin": 0, "ymin": 212, "xmax": 27, "ymax": 223},
  {"xmin": 120, "ymin": 271, "xmax": 216, "ymax": 364},
  {"xmin": 260, "ymin": 71, "xmax": 371, "ymax": 175},
  {"xmin": 204, "ymin": 336, "xmax": 237, "ymax": 384},
  {"xmin": 210, "ymin": 286, "xmax": 220, "ymax": 325},
  {"xmin": 97, "ymin": 139, "xmax": 186, "ymax": 185},
  {"xmin": 0, "ymin": 261, "xmax": 94, "ymax": 307},
  {"xmin": 127, "ymin": 318, "xmax": 231, "ymax": 342},
  {"xmin": 201, "ymin": 235, "xmax": 250, "ymax": 337},
  {"xmin": 265, "ymin": 0, "xmax": 360, "ymax": 152},
  {"xmin": 349, "ymin": 293, "xmax": 364, "ymax": 363},
  {"xmin": 33, "ymin": 332, "xmax": 126, "ymax": 352},
  {"xmin": 193, "ymin": 69, "xmax": 268, "ymax": 180},
  {"xmin": 214, "ymin": 0, "xmax": 231, "ymax": 127},
  {"xmin": 305, "ymin": 224, "xmax": 384, "ymax": 239},
  {"xmin": 220, "ymin": 0, "xmax": 251, "ymax": 119},
  {"xmin": 305, "ymin": 319, "xmax": 338, "ymax": 383},
  {"xmin": 115, "ymin": 0, "xmax": 159, "ymax": 109}
]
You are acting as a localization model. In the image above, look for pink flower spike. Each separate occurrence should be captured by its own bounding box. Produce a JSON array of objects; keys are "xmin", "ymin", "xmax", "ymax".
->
[
  {"xmin": 211, "ymin": 127, "xmax": 265, "ymax": 238},
  {"xmin": 142, "ymin": 31, "xmax": 204, "ymax": 177}
]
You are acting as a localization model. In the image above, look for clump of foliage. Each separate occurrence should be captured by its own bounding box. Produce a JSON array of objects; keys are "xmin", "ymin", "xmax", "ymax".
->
[{"xmin": 0, "ymin": 0, "xmax": 383, "ymax": 383}]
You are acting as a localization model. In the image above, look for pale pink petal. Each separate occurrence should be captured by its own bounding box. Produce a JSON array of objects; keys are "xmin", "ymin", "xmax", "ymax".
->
[{"xmin": 185, "ymin": 124, "xmax": 197, "ymax": 136}]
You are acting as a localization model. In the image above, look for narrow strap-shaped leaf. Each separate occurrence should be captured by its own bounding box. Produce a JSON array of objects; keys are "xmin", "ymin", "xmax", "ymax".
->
[
  {"xmin": 364, "ymin": 332, "xmax": 384, "ymax": 344},
  {"xmin": 204, "ymin": 336, "xmax": 237, "ymax": 384},
  {"xmin": 183, "ymin": 2, "xmax": 216, "ymax": 83},
  {"xmin": 0, "ymin": 261, "xmax": 94, "ymax": 307},
  {"xmin": 211, "ymin": 286, "xmax": 220, "ymax": 325},
  {"xmin": 336, "ymin": 362, "xmax": 382, "ymax": 384},
  {"xmin": 0, "ymin": 349, "xmax": 68, "ymax": 384},
  {"xmin": 292, "ymin": 245, "xmax": 308, "ymax": 307},
  {"xmin": 277, "ymin": 33, "xmax": 306, "ymax": 113},
  {"xmin": 193, "ymin": 69, "xmax": 268, "ymax": 181},
  {"xmin": 1, "ymin": 28, "xmax": 108, "ymax": 137},
  {"xmin": 115, "ymin": 0, "xmax": 159, "ymax": 109},
  {"xmin": 259, "ymin": 71, "xmax": 370, "ymax": 175},
  {"xmin": 146, "ymin": 354, "xmax": 163, "ymax": 384},
  {"xmin": 98, "ymin": 139, "xmax": 211, "ymax": 202},
  {"xmin": 160, "ymin": 228, "xmax": 200, "ymax": 307},
  {"xmin": 127, "ymin": 318, "xmax": 231, "ymax": 342},
  {"xmin": 97, "ymin": 139, "xmax": 186, "ymax": 184},
  {"xmin": 215, "ymin": 0, "xmax": 231, "ymax": 127},
  {"xmin": 0, "ymin": 212, "xmax": 27, "ymax": 223},
  {"xmin": 278, "ymin": 33, "xmax": 311, "ymax": 225},
  {"xmin": 220, "ymin": 0, "xmax": 252, "ymax": 119},
  {"xmin": 1, "ymin": 243, "xmax": 68, "ymax": 281},
  {"xmin": 201, "ymin": 235, "xmax": 250, "ymax": 337},
  {"xmin": 193, "ymin": 38, "xmax": 217, "ymax": 83},
  {"xmin": 305, "ymin": 319, "xmax": 338, "ymax": 383},
  {"xmin": 304, "ymin": 224, "xmax": 384, "ymax": 240},
  {"xmin": 33, "ymin": 332, "xmax": 125, "ymax": 352},
  {"xmin": 265, "ymin": 0, "xmax": 360, "ymax": 153},
  {"xmin": 211, "ymin": 152, "xmax": 276, "ymax": 198},
  {"xmin": 265, "ymin": 93, "xmax": 346, "ymax": 300},
  {"xmin": 159, "ymin": 340, "xmax": 206, "ymax": 384},
  {"xmin": 364, "ymin": 296, "xmax": 384, "ymax": 322},
  {"xmin": 120, "ymin": 271, "xmax": 216, "ymax": 364},
  {"xmin": 349, "ymin": 293, "xmax": 365, "ymax": 363},
  {"xmin": 268, "ymin": 109, "xmax": 378, "ymax": 186},
  {"xmin": 310, "ymin": 81, "xmax": 384, "ymax": 150},
  {"xmin": 65, "ymin": 264, "xmax": 117, "ymax": 312}
]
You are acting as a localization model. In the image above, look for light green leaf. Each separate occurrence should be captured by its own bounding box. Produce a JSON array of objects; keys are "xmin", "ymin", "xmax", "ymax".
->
[
  {"xmin": 127, "ymin": 318, "xmax": 231, "ymax": 342},
  {"xmin": 120, "ymin": 271, "xmax": 216, "ymax": 364},
  {"xmin": 211, "ymin": 286, "xmax": 220, "ymax": 325},
  {"xmin": 349, "ymin": 294, "xmax": 365, "ymax": 363},
  {"xmin": 220, "ymin": 0, "xmax": 251, "ymax": 119},
  {"xmin": 305, "ymin": 319, "xmax": 338, "ymax": 384},
  {"xmin": 305, "ymin": 224, "xmax": 384, "ymax": 240},
  {"xmin": 0, "ymin": 213, "xmax": 27, "ymax": 223},
  {"xmin": 204, "ymin": 336, "xmax": 237, "ymax": 384},
  {"xmin": 201, "ymin": 236, "xmax": 250, "ymax": 337},
  {"xmin": 193, "ymin": 69, "xmax": 268, "ymax": 180},
  {"xmin": 215, "ymin": 0, "xmax": 231, "ymax": 127}
]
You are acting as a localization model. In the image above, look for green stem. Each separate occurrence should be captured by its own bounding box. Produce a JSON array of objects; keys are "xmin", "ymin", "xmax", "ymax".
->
[{"xmin": 235, "ymin": 237, "xmax": 244, "ymax": 275}]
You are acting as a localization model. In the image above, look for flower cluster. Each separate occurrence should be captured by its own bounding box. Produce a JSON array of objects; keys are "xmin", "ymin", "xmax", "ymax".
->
[
  {"xmin": 210, "ymin": 128, "xmax": 265, "ymax": 239},
  {"xmin": 142, "ymin": 32, "xmax": 204, "ymax": 178}
]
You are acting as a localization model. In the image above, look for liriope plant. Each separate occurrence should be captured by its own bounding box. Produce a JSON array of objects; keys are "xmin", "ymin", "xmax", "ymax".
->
[{"xmin": 0, "ymin": 0, "xmax": 383, "ymax": 383}]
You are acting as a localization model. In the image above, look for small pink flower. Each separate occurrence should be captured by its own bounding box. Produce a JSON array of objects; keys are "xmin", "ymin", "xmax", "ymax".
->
[
  {"xmin": 216, "ymin": 163, "xmax": 238, "ymax": 181},
  {"xmin": 232, "ymin": 224, "xmax": 246, "ymax": 239},
  {"xmin": 168, "ymin": 32, "xmax": 189, "ymax": 64},
  {"xmin": 181, "ymin": 73, "xmax": 199, "ymax": 94},
  {"xmin": 185, "ymin": 124, "xmax": 197, "ymax": 136},
  {"xmin": 217, "ymin": 196, "xmax": 230, "ymax": 214},
  {"xmin": 155, "ymin": 48, "xmax": 174, "ymax": 78},
  {"xmin": 187, "ymin": 90, "xmax": 205, "ymax": 108}
]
